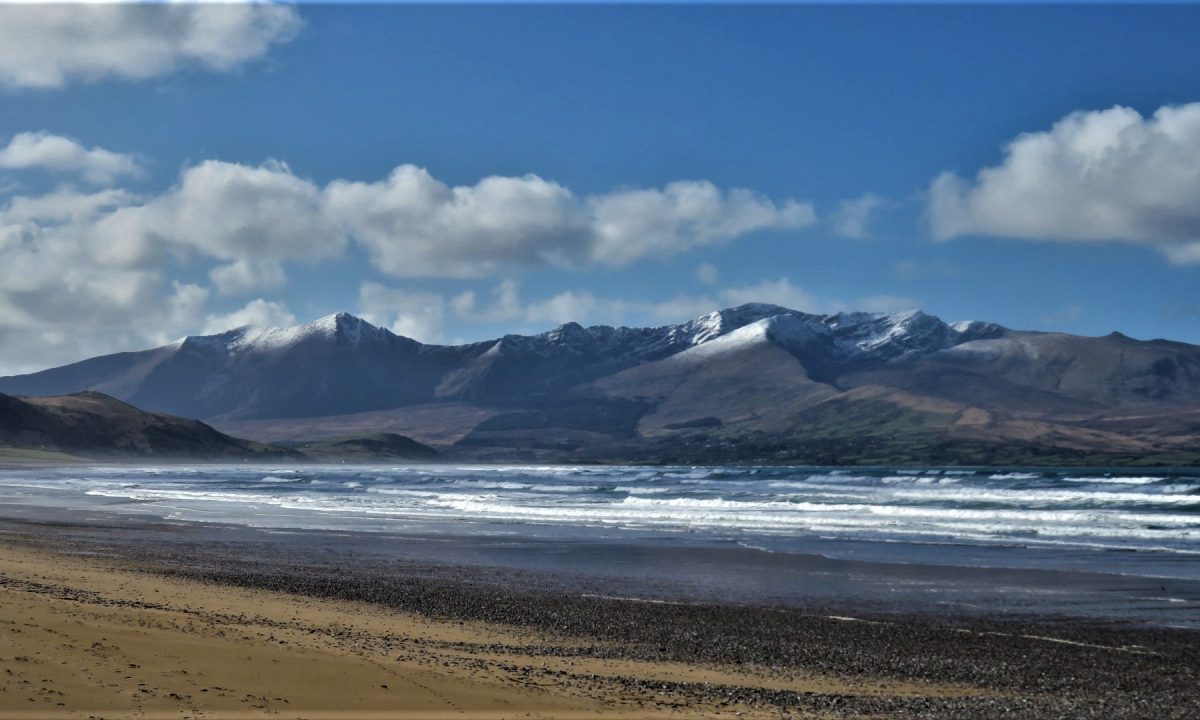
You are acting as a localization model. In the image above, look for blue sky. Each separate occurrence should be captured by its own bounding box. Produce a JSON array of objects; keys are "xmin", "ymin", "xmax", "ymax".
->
[{"xmin": 2, "ymin": 3, "xmax": 1200, "ymax": 373}]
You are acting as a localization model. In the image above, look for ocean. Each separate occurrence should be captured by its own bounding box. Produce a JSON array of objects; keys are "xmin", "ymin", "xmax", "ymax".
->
[{"xmin": 1, "ymin": 464, "xmax": 1197, "ymax": 582}]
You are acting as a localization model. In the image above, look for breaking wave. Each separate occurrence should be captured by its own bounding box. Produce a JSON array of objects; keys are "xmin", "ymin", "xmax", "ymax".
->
[{"xmin": 3, "ymin": 464, "xmax": 1198, "ymax": 563}]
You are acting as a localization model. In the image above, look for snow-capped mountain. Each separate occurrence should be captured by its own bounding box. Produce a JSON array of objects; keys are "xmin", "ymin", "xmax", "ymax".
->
[
  {"xmin": 2, "ymin": 305, "xmax": 1199, "ymax": 464},
  {"xmin": 0, "ymin": 304, "xmax": 986, "ymax": 418}
]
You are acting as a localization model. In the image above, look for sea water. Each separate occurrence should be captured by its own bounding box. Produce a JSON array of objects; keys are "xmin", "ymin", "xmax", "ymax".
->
[{"xmin": 1, "ymin": 464, "xmax": 1197, "ymax": 581}]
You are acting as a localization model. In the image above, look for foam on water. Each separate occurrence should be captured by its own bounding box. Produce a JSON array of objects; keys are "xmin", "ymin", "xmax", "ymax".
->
[
  {"xmin": 1064, "ymin": 476, "xmax": 1165, "ymax": 485},
  {"xmin": 3, "ymin": 464, "xmax": 1199, "ymax": 576}
]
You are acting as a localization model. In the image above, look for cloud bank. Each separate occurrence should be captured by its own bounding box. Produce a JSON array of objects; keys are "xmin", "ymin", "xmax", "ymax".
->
[
  {"xmin": 931, "ymin": 103, "xmax": 1200, "ymax": 264},
  {"xmin": 0, "ymin": 132, "xmax": 813, "ymax": 372},
  {"xmin": 326, "ymin": 166, "xmax": 813, "ymax": 277},
  {"xmin": 0, "ymin": 3, "xmax": 301, "ymax": 89}
]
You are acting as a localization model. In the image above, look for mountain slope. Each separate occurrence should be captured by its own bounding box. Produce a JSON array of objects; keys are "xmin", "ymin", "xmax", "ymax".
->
[
  {"xmin": 292, "ymin": 433, "xmax": 440, "ymax": 462},
  {"xmin": 589, "ymin": 317, "xmax": 840, "ymax": 435},
  {"xmin": 0, "ymin": 314, "xmax": 491, "ymax": 421},
  {"xmin": 0, "ymin": 391, "xmax": 289, "ymax": 459}
]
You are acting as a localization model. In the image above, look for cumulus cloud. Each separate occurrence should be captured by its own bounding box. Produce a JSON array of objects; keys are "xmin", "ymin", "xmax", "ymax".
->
[
  {"xmin": 0, "ymin": 186, "xmax": 193, "ymax": 373},
  {"xmin": 116, "ymin": 159, "xmax": 344, "ymax": 267},
  {"xmin": 0, "ymin": 3, "xmax": 301, "ymax": 89},
  {"xmin": 930, "ymin": 102, "xmax": 1200, "ymax": 263},
  {"xmin": 831, "ymin": 193, "xmax": 884, "ymax": 239},
  {"xmin": 0, "ymin": 132, "xmax": 142, "ymax": 185},
  {"xmin": 326, "ymin": 166, "xmax": 813, "ymax": 277},
  {"xmin": 0, "ymin": 232, "xmax": 213, "ymax": 373},
  {"xmin": 695, "ymin": 262, "xmax": 719, "ymax": 285},
  {"xmin": 6, "ymin": 150, "xmax": 804, "ymax": 290},
  {"xmin": 586, "ymin": 182, "xmax": 815, "ymax": 267},
  {"xmin": 325, "ymin": 167, "xmax": 588, "ymax": 278},
  {"xmin": 201, "ymin": 299, "xmax": 296, "ymax": 336}
]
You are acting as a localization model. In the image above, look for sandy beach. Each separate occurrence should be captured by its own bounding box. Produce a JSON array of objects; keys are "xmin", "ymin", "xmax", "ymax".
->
[
  {"xmin": 0, "ymin": 511, "xmax": 1198, "ymax": 720},
  {"xmin": 0, "ymin": 537, "xmax": 999, "ymax": 720}
]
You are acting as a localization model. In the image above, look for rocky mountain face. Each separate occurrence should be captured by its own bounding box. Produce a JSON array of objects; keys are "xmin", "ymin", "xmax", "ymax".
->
[{"xmin": 3, "ymin": 306, "xmax": 1199, "ymax": 465}]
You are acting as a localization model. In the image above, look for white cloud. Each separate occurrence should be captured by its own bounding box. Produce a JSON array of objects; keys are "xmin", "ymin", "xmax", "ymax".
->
[
  {"xmin": 0, "ymin": 224, "xmax": 213, "ymax": 372},
  {"xmin": 362, "ymin": 279, "xmax": 610, "ymax": 340},
  {"xmin": 831, "ymin": 193, "xmax": 883, "ymax": 239},
  {"xmin": 326, "ymin": 166, "xmax": 588, "ymax": 278},
  {"xmin": 358, "ymin": 279, "xmax": 618, "ymax": 342},
  {"xmin": 201, "ymin": 299, "xmax": 295, "ymax": 336},
  {"xmin": 209, "ymin": 258, "xmax": 287, "ymax": 296},
  {"xmin": 0, "ymin": 3, "xmax": 302, "ymax": 89},
  {"xmin": 4, "ymin": 152, "xmax": 806, "ymax": 290},
  {"xmin": 695, "ymin": 262, "xmax": 719, "ymax": 285},
  {"xmin": 0, "ymin": 158, "xmax": 330, "ymax": 372},
  {"xmin": 326, "ymin": 166, "xmax": 813, "ymax": 277},
  {"xmin": 124, "ymin": 159, "xmax": 343, "ymax": 264},
  {"xmin": 523, "ymin": 291, "xmax": 601, "ymax": 326},
  {"xmin": 586, "ymin": 182, "xmax": 815, "ymax": 267},
  {"xmin": 0, "ymin": 132, "xmax": 142, "ymax": 185},
  {"xmin": 717, "ymin": 278, "xmax": 821, "ymax": 313},
  {"xmin": 445, "ymin": 279, "xmax": 602, "ymax": 327},
  {"xmin": 2, "ymin": 186, "xmax": 134, "ymax": 225},
  {"xmin": 167, "ymin": 282, "xmax": 211, "ymax": 331},
  {"xmin": 358, "ymin": 282, "xmax": 447, "ymax": 343},
  {"xmin": 930, "ymin": 102, "xmax": 1200, "ymax": 263},
  {"xmin": 72, "ymin": 159, "xmax": 345, "ymax": 291}
]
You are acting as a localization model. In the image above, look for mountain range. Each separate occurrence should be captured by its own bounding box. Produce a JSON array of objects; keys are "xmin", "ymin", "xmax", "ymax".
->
[{"xmin": 2, "ymin": 304, "xmax": 1199, "ymax": 465}]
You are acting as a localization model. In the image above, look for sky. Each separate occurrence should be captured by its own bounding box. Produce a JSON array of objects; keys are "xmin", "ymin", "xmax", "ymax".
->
[{"xmin": 2, "ymin": 3, "xmax": 1200, "ymax": 374}]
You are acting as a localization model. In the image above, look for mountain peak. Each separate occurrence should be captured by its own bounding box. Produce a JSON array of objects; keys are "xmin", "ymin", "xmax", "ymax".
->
[
  {"xmin": 177, "ymin": 312, "xmax": 389, "ymax": 355},
  {"xmin": 723, "ymin": 302, "xmax": 795, "ymax": 317},
  {"xmin": 544, "ymin": 321, "xmax": 589, "ymax": 342},
  {"xmin": 312, "ymin": 311, "xmax": 371, "ymax": 330}
]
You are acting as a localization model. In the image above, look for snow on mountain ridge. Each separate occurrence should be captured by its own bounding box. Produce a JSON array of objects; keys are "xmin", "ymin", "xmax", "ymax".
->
[
  {"xmin": 170, "ymin": 304, "xmax": 1003, "ymax": 367},
  {"xmin": 673, "ymin": 313, "xmax": 829, "ymax": 363},
  {"xmin": 675, "ymin": 317, "xmax": 776, "ymax": 361},
  {"xmin": 177, "ymin": 312, "xmax": 394, "ymax": 356}
]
